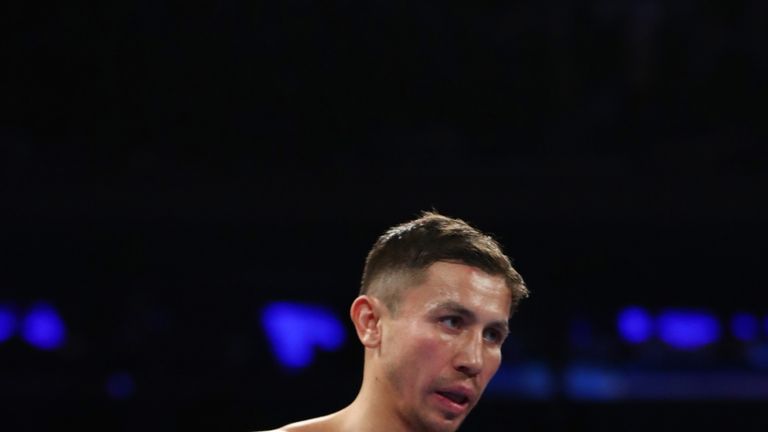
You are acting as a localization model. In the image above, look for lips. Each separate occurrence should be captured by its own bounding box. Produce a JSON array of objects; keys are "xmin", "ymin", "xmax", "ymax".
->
[
  {"xmin": 436, "ymin": 390, "xmax": 469, "ymax": 405},
  {"xmin": 433, "ymin": 385, "xmax": 475, "ymax": 414}
]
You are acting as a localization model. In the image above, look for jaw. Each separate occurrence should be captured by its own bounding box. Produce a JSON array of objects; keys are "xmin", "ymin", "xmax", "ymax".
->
[
  {"xmin": 418, "ymin": 414, "xmax": 467, "ymax": 432},
  {"xmin": 410, "ymin": 394, "xmax": 473, "ymax": 432}
]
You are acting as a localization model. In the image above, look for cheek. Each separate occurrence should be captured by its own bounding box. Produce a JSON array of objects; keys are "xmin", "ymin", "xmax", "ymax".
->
[
  {"xmin": 480, "ymin": 352, "xmax": 503, "ymax": 384},
  {"xmin": 383, "ymin": 325, "xmax": 447, "ymax": 398},
  {"xmin": 412, "ymin": 334, "xmax": 446, "ymax": 362},
  {"xmin": 389, "ymin": 324, "xmax": 447, "ymax": 373},
  {"xmin": 403, "ymin": 325, "xmax": 443, "ymax": 359}
]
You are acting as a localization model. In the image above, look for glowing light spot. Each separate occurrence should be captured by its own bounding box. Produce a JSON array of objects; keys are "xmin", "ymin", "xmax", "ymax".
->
[
  {"xmin": 657, "ymin": 309, "xmax": 720, "ymax": 350},
  {"xmin": 0, "ymin": 305, "xmax": 16, "ymax": 343},
  {"xmin": 261, "ymin": 302, "xmax": 346, "ymax": 370},
  {"xmin": 617, "ymin": 306, "xmax": 653, "ymax": 343},
  {"xmin": 731, "ymin": 313, "xmax": 759, "ymax": 342},
  {"xmin": 22, "ymin": 302, "xmax": 66, "ymax": 350},
  {"xmin": 564, "ymin": 365, "xmax": 622, "ymax": 400},
  {"xmin": 486, "ymin": 362, "xmax": 555, "ymax": 399},
  {"xmin": 106, "ymin": 372, "xmax": 136, "ymax": 399}
]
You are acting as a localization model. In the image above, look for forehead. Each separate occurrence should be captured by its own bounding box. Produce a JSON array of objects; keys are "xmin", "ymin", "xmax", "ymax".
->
[{"xmin": 399, "ymin": 261, "xmax": 512, "ymax": 319}]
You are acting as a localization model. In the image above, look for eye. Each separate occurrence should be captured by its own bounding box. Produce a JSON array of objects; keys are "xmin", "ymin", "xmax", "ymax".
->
[
  {"xmin": 439, "ymin": 316, "xmax": 462, "ymax": 329},
  {"xmin": 483, "ymin": 328, "xmax": 504, "ymax": 344}
]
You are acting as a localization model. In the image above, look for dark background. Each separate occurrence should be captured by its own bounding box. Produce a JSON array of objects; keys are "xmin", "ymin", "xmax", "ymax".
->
[{"xmin": 2, "ymin": 1, "xmax": 768, "ymax": 431}]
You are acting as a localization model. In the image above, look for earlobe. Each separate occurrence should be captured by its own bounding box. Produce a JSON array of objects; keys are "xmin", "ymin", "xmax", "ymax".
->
[{"xmin": 350, "ymin": 295, "xmax": 383, "ymax": 348}]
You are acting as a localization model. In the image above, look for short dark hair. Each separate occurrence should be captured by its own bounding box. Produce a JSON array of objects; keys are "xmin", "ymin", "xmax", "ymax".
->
[{"xmin": 360, "ymin": 211, "xmax": 528, "ymax": 313}]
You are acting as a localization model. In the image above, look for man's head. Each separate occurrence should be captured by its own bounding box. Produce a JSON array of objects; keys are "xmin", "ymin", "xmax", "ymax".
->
[
  {"xmin": 360, "ymin": 211, "xmax": 528, "ymax": 314},
  {"xmin": 350, "ymin": 212, "xmax": 527, "ymax": 432}
]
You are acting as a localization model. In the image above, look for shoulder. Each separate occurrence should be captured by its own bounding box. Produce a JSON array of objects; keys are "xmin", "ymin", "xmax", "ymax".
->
[{"xmin": 257, "ymin": 415, "xmax": 335, "ymax": 432}]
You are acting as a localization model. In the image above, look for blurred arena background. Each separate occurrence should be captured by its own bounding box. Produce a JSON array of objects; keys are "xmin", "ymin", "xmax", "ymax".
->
[{"xmin": 2, "ymin": 1, "xmax": 768, "ymax": 431}]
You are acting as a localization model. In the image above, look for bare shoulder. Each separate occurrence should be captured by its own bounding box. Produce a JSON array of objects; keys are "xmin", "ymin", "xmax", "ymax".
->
[{"xmin": 257, "ymin": 414, "xmax": 336, "ymax": 432}]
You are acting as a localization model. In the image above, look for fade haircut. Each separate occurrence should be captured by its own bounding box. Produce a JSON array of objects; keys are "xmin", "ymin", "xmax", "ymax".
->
[{"xmin": 360, "ymin": 211, "xmax": 528, "ymax": 314}]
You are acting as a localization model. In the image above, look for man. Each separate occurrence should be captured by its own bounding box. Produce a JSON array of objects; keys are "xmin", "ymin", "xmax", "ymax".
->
[{"xmin": 264, "ymin": 212, "xmax": 528, "ymax": 432}]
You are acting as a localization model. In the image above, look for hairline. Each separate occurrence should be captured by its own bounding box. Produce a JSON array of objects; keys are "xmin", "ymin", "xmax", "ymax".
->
[{"xmin": 367, "ymin": 260, "xmax": 518, "ymax": 315}]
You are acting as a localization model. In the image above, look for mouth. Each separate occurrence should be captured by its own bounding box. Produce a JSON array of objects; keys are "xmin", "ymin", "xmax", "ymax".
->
[
  {"xmin": 436, "ymin": 390, "xmax": 470, "ymax": 405},
  {"xmin": 433, "ymin": 388, "xmax": 473, "ymax": 415}
]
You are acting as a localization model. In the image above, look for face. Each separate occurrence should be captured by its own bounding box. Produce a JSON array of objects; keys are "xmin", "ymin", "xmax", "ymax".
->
[{"xmin": 377, "ymin": 261, "xmax": 511, "ymax": 432}]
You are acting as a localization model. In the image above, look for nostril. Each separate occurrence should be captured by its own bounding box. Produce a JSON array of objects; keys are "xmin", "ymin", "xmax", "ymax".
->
[{"xmin": 456, "ymin": 362, "xmax": 481, "ymax": 377}]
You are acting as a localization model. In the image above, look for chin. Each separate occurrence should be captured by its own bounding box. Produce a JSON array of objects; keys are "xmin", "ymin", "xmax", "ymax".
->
[
  {"xmin": 431, "ymin": 422, "xmax": 463, "ymax": 432},
  {"xmin": 424, "ymin": 414, "xmax": 465, "ymax": 432}
]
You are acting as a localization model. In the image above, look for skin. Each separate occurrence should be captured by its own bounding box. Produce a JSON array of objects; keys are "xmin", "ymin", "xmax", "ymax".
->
[{"xmin": 265, "ymin": 261, "xmax": 512, "ymax": 432}]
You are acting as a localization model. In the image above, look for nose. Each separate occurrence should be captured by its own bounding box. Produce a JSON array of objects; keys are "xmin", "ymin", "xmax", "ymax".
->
[{"xmin": 454, "ymin": 331, "xmax": 484, "ymax": 377}]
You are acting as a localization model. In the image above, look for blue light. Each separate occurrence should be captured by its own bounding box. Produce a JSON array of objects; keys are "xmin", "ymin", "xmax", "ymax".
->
[
  {"xmin": 486, "ymin": 362, "xmax": 555, "ymax": 399},
  {"xmin": 731, "ymin": 313, "xmax": 759, "ymax": 342},
  {"xmin": 261, "ymin": 302, "xmax": 346, "ymax": 370},
  {"xmin": 564, "ymin": 365, "xmax": 622, "ymax": 400},
  {"xmin": 106, "ymin": 372, "xmax": 136, "ymax": 399},
  {"xmin": 747, "ymin": 344, "xmax": 768, "ymax": 369},
  {"xmin": 0, "ymin": 305, "xmax": 16, "ymax": 343},
  {"xmin": 657, "ymin": 309, "xmax": 720, "ymax": 350},
  {"xmin": 617, "ymin": 306, "xmax": 653, "ymax": 343},
  {"xmin": 21, "ymin": 302, "xmax": 66, "ymax": 350}
]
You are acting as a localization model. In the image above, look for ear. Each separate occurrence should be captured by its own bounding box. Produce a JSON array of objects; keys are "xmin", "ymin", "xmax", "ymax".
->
[{"xmin": 350, "ymin": 295, "xmax": 384, "ymax": 348}]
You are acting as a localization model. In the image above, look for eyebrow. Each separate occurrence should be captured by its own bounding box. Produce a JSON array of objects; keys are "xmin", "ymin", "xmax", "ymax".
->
[{"xmin": 432, "ymin": 301, "xmax": 510, "ymax": 335}]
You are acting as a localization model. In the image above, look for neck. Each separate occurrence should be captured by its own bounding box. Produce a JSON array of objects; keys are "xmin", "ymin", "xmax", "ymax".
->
[{"xmin": 332, "ymin": 362, "xmax": 414, "ymax": 432}]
